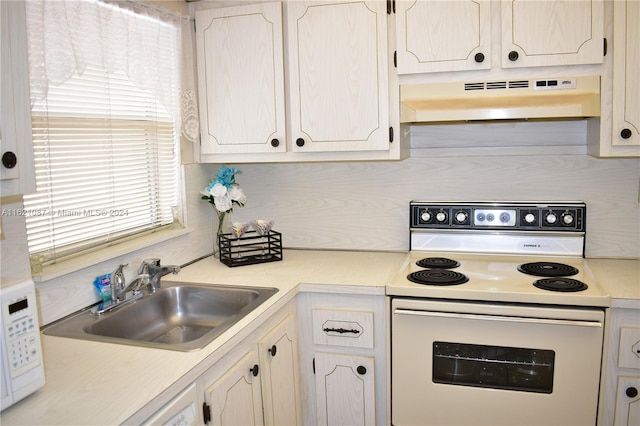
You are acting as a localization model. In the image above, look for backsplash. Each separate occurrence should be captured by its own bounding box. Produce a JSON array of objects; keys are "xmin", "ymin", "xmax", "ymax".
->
[{"xmin": 230, "ymin": 154, "xmax": 640, "ymax": 259}]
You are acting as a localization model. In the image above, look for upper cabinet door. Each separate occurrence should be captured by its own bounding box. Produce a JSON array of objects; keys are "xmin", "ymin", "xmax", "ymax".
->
[
  {"xmin": 501, "ymin": 0, "xmax": 604, "ymax": 68},
  {"xmin": 195, "ymin": 3, "xmax": 286, "ymax": 155},
  {"xmin": 286, "ymin": 1, "xmax": 389, "ymax": 153},
  {"xmin": 612, "ymin": 0, "xmax": 640, "ymax": 147},
  {"xmin": 396, "ymin": 0, "xmax": 491, "ymax": 74}
]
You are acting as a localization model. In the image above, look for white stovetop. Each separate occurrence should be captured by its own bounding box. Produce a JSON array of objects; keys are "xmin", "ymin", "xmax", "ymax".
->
[{"xmin": 387, "ymin": 251, "xmax": 611, "ymax": 307}]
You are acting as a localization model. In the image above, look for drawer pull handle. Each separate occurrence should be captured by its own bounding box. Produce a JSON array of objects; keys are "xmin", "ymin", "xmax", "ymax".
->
[
  {"xmin": 323, "ymin": 327, "xmax": 360, "ymax": 335},
  {"xmin": 268, "ymin": 344, "xmax": 277, "ymax": 357},
  {"xmin": 357, "ymin": 365, "xmax": 367, "ymax": 375},
  {"xmin": 627, "ymin": 387, "xmax": 638, "ymax": 398}
]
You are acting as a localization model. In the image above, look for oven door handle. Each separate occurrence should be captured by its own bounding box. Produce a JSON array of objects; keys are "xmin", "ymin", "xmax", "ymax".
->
[{"xmin": 393, "ymin": 309, "xmax": 602, "ymax": 328}]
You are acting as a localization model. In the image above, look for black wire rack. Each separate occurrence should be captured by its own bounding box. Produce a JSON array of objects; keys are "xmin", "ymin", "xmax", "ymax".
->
[{"xmin": 218, "ymin": 230, "xmax": 283, "ymax": 267}]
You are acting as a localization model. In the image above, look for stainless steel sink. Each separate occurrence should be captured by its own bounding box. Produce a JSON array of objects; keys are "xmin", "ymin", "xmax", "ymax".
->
[{"xmin": 43, "ymin": 284, "xmax": 278, "ymax": 351}]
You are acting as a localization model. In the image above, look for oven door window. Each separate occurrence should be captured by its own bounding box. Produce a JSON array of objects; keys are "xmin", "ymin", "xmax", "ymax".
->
[{"xmin": 433, "ymin": 342, "xmax": 555, "ymax": 393}]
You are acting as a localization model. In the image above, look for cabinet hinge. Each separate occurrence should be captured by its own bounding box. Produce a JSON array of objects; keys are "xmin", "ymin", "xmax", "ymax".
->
[
  {"xmin": 203, "ymin": 402, "xmax": 211, "ymax": 424},
  {"xmin": 394, "ymin": 51, "xmax": 397, "ymax": 68},
  {"xmin": 193, "ymin": 19, "xmax": 196, "ymax": 33},
  {"xmin": 603, "ymin": 38, "xmax": 608, "ymax": 56},
  {"xmin": 389, "ymin": 127, "xmax": 394, "ymax": 143}
]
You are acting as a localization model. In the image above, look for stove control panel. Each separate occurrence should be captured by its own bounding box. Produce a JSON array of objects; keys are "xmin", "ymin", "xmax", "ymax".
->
[{"xmin": 411, "ymin": 202, "xmax": 586, "ymax": 232}]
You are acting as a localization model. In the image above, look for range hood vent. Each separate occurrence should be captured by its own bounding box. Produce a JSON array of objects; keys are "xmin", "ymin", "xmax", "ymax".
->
[{"xmin": 401, "ymin": 76, "xmax": 600, "ymax": 123}]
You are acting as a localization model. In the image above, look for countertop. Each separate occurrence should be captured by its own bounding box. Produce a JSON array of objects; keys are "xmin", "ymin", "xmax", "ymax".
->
[
  {"xmin": 587, "ymin": 257, "xmax": 640, "ymax": 308},
  {"xmin": 0, "ymin": 250, "xmax": 637, "ymax": 425},
  {"xmin": 0, "ymin": 249, "xmax": 407, "ymax": 425}
]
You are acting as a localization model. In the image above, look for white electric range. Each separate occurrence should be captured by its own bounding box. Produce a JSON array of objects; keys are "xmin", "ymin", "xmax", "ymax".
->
[{"xmin": 389, "ymin": 201, "xmax": 610, "ymax": 426}]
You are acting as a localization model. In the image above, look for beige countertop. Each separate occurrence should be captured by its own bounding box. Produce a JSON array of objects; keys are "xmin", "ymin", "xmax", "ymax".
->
[
  {"xmin": 0, "ymin": 249, "xmax": 406, "ymax": 426},
  {"xmin": 586, "ymin": 257, "xmax": 640, "ymax": 308},
  {"xmin": 1, "ymin": 250, "xmax": 637, "ymax": 425}
]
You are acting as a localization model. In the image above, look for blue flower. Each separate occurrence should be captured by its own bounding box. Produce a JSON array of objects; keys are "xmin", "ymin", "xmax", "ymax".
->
[{"xmin": 215, "ymin": 166, "xmax": 240, "ymax": 188}]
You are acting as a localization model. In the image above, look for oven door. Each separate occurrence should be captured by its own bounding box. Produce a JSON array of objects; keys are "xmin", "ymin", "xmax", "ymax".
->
[{"xmin": 391, "ymin": 298, "xmax": 605, "ymax": 426}]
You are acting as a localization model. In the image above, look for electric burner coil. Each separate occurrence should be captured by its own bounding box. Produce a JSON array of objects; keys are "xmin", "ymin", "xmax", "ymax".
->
[
  {"xmin": 533, "ymin": 278, "xmax": 588, "ymax": 292},
  {"xmin": 407, "ymin": 270, "xmax": 469, "ymax": 286},
  {"xmin": 517, "ymin": 262, "xmax": 579, "ymax": 277},
  {"xmin": 416, "ymin": 257, "xmax": 461, "ymax": 269}
]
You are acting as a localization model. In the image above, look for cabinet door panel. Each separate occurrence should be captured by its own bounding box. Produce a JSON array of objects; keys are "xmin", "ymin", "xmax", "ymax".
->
[
  {"xmin": 314, "ymin": 352, "xmax": 375, "ymax": 425},
  {"xmin": 205, "ymin": 350, "xmax": 264, "ymax": 426},
  {"xmin": 396, "ymin": 0, "xmax": 491, "ymax": 74},
  {"xmin": 612, "ymin": 0, "xmax": 640, "ymax": 147},
  {"xmin": 142, "ymin": 383, "xmax": 201, "ymax": 426},
  {"xmin": 287, "ymin": 0, "xmax": 389, "ymax": 152},
  {"xmin": 259, "ymin": 315, "xmax": 302, "ymax": 426},
  {"xmin": 195, "ymin": 3, "xmax": 286, "ymax": 154},
  {"xmin": 502, "ymin": 0, "xmax": 603, "ymax": 68},
  {"xmin": 614, "ymin": 376, "xmax": 640, "ymax": 426}
]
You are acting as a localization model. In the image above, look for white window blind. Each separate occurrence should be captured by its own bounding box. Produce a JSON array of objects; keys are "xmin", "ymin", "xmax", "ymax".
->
[{"xmin": 23, "ymin": 0, "xmax": 181, "ymax": 262}]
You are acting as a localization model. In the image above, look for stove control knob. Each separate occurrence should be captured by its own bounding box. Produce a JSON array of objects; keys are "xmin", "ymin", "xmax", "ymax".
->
[
  {"xmin": 545, "ymin": 211, "xmax": 558, "ymax": 225},
  {"xmin": 454, "ymin": 211, "xmax": 468, "ymax": 224},
  {"xmin": 435, "ymin": 211, "xmax": 448, "ymax": 223},
  {"xmin": 561, "ymin": 211, "xmax": 575, "ymax": 226},
  {"xmin": 420, "ymin": 210, "xmax": 432, "ymax": 222},
  {"xmin": 524, "ymin": 212, "xmax": 536, "ymax": 224}
]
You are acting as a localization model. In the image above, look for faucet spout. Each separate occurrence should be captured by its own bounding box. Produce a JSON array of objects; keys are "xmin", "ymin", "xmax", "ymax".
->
[{"xmin": 138, "ymin": 258, "xmax": 180, "ymax": 292}]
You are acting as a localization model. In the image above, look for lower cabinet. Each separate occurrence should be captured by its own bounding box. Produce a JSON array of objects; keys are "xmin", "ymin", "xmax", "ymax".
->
[
  {"xmin": 314, "ymin": 352, "xmax": 375, "ymax": 425},
  {"xmin": 139, "ymin": 307, "xmax": 301, "ymax": 426},
  {"xmin": 601, "ymin": 305, "xmax": 640, "ymax": 425},
  {"xmin": 202, "ymin": 314, "xmax": 301, "ymax": 426},
  {"xmin": 615, "ymin": 376, "xmax": 640, "ymax": 425},
  {"xmin": 297, "ymin": 291, "xmax": 387, "ymax": 425},
  {"xmin": 142, "ymin": 383, "xmax": 201, "ymax": 426},
  {"xmin": 204, "ymin": 350, "xmax": 264, "ymax": 425}
]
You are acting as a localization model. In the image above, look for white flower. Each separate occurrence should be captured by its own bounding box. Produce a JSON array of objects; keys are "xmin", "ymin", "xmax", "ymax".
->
[
  {"xmin": 214, "ymin": 195, "xmax": 232, "ymax": 212},
  {"xmin": 211, "ymin": 183, "xmax": 228, "ymax": 197},
  {"xmin": 228, "ymin": 186, "xmax": 246, "ymax": 204}
]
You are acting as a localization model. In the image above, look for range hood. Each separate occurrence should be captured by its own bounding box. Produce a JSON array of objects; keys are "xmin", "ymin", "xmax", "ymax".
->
[{"xmin": 400, "ymin": 76, "xmax": 600, "ymax": 123}]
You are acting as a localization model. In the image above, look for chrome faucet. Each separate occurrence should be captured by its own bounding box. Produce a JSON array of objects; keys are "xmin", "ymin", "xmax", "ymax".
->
[
  {"xmin": 93, "ymin": 258, "xmax": 180, "ymax": 315},
  {"xmin": 137, "ymin": 258, "xmax": 180, "ymax": 293},
  {"xmin": 110, "ymin": 263, "xmax": 128, "ymax": 303}
]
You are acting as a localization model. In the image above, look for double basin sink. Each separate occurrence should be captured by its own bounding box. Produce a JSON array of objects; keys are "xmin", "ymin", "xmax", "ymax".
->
[{"xmin": 44, "ymin": 283, "xmax": 278, "ymax": 351}]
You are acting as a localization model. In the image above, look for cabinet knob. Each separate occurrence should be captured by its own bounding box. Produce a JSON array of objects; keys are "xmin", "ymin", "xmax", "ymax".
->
[
  {"xmin": 508, "ymin": 50, "xmax": 519, "ymax": 62},
  {"xmin": 296, "ymin": 138, "xmax": 305, "ymax": 147},
  {"xmin": 626, "ymin": 387, "xmax": 638, "ymax": 398},
  {"xmin": 2, "ymin": 151, "xmax": 17, "ymax": 169},
  {"xmin": 357, "ymin": 365, "xmax": 367, "ymax": 375},
  {"xmin": 271, "ymin": 138, "xmax": 280, "ymax": 147},
  {"xmin": 474, "ymin": 53, "xmax": 485, "ymax": 63},
  {"xmin": 621, "ymin": 128, "xmax": 632, "ymax": 139},
  {"xmin": 250, "ymin": 364, "xmax": 259, "ymax": 377},
  {"xmin": 268, "ymin": 344, "xmax": 277, "ymax": 357}
]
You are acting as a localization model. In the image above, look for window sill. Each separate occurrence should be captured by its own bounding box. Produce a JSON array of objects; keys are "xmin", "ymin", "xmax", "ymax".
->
[{"xmin": 32, "ymin": 226, "xmax": 193, "ymax": 283}]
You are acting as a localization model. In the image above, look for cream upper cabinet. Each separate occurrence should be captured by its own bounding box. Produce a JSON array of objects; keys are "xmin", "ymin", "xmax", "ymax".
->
[
  {"xmin": 501, "ymin": 0, "xmax": 604, "ymax": 68},
  {"xmin": 611, "ymin": 0, "xmax": 639, "ymax": 148},
  {"xmin": 195, "ymin": 2, "xmax": 287, "ymax": 155},
  {"xmin": 1, "ymin": 1, "xmax": 35, "ymax": 197},
  {"xmin": 396, "ymin": 0, "xmax": 604, "ymax": 74},
  {"xmin": 396, "ymin": 0, "xmax": 491, "ymax": 74},
  {"xmin": 587, "ymin": 0, "xmax": 639, "ymax": 157},
  {"xmin": 285, "ymin": 0, "xmax": 390, "ymax": 153}
]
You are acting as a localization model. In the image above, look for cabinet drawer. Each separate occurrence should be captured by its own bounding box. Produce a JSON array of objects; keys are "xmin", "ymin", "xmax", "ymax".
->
[
  {"xmin": 312, "ymin": 309, "xmax": 373, "ymax": 349},
  {"xmin": 619, "ymin": 327, "xmax": 640, "ymax": 369}
]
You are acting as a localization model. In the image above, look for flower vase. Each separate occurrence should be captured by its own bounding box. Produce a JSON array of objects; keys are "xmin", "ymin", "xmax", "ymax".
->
[{"xmin": 214, "ymin": 210, "xmax": 227, "ymax": 258}]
